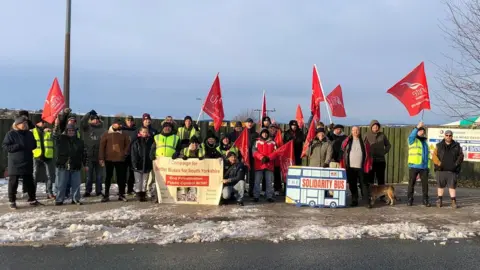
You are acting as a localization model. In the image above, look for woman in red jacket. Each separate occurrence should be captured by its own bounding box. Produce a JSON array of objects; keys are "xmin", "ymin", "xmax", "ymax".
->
[
  {"xmin": 252, "ymin": 128, "xmax": 277, "ymax": 202},
  {"xmin": 340, "ymin": 126, "xmax": 373, "ymax": 208}
]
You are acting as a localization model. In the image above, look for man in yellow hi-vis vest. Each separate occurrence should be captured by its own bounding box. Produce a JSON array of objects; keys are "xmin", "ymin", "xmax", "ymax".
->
[
  {"xmin": 32, "ymin": 119, "xmax": 56, "ymax": 199},
  {"xmin": 407, "ymin": 121, "xmax": 431, "ymax": 207},
  {"xmin": 177, "ymin": 116, "xmax": 200, "ymax": 149},
  {"xmin": 148, "ymin": 122, "xmax": 181, "ymax": 200}
]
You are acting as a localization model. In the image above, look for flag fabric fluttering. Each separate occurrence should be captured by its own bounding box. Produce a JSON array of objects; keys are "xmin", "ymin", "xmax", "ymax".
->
[
  {"xmin": 202, "ymin": 73, "xmax": 225, "ymax": 131},
  {"xmin": 42, "ymin": 77, "xmax": 65, "ymax": 124},
  {"xmin": 301, "ymin": 119, "xmax": 317, "ymax": 158},
  {"xmin": 233, "ymin": 128, "xmax": 250, "ymax": 169},
  {"xmin": 311, "ymin": 65, "xmax": 324, "ymax": 121},
  {"xmin": 261, "ymin": 90, "xmax": 267, "ymax": 118},
  {"xmin": 295, "ymin": 104, "xmax": 304, "ymax": 128},
  {"xmin": 326, "ymin": 85, "xmax": 347, "ymax": 117},
  {"xmin": 269, "ymin": 140, "xmax": 294, "ymax": 181},
  {"xmin": 386, "ymin": 62, "xmax": 430, "ymax": 116},
  {"xmin": 274, "ymin": 129, "xmax": 283, "ymax": 147}
]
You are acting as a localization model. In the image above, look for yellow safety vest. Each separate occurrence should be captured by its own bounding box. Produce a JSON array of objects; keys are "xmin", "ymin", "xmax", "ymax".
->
[
  {"xmin": 32, "ymin": 128, "xmax": 54, "ymax": 158},
  {"xmin": 182, "ymin": 147, "xmax": 205, "ymax": 158},
  {"xmin": 408, "ymin": 139, "xmax": 423, "ymax": 165},
  {"xmin": 216, "ymin": 145, "xmax": 238, "ymax": 156},
  {"xmin": 177, "ymin": 127, "xmax": 200, "ymax": 140},
  {"xmin": 154, "ymin": 134, "xmax": 179, "ymax": 157}
]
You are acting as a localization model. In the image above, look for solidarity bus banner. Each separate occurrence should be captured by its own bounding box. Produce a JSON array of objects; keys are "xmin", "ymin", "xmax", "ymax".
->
[
  {"xmin": 427, "ymin": 128, "xmax": 480, "ymax": 162},
  {"xmin": 154, "ymin": 157, "xmax": 224, "ymax": 205}
]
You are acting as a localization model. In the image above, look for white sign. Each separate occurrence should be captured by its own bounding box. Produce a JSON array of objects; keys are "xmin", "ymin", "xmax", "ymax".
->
[{"xmin": 427, "ymin": 128, "xmax": 480, "ymax": 162}]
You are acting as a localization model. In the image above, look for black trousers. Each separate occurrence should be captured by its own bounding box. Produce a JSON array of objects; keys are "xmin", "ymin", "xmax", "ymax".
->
[
  {"xmin": 9, "ymin": 174, "xmax": 35, "ymax": 202},
  {"xmin": 105, "ymin": 161, "xmax": 127, "ymax": 196},
  {"xmin": 248, "ymin": 161, "xmax": 255, "ymax": 196},
  {"xmin": 273, "ymin": 166, "xmax": 282, "ymax": 192},
  {"xmin": 125, "ymin": 156, "xmax": 135, "ymax": 193},
  {"xmin": 347, "ymin": 168, "xmax": 370, "ymax": 203},
  {"xmin": 368, "ymin": 161, "xmax": 386, "ymax": 185},
  {"xmin": 408, "ymin": 168, "xmax": 429, "ymax": 201}
]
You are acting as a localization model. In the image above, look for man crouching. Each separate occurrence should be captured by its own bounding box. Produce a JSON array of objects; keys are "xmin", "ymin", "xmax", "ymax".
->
[{"xmin": 221, "ymin": 152, "xmax": 245, "ymax": 206}]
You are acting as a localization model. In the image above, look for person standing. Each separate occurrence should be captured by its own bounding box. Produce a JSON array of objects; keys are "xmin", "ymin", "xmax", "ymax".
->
[
  {"xmin": 245, "ymin": 118, "xmax": 259, "ymax": 197},
  {"xmin": 123, "ymin": 115, "xmax": 138, "ymax": 195},
  {"xmin": 341, "ymin": 126, "xmax": 372, "ymax": 208},
  {"xmin": 80, "ymin": 110, "xmax": 106, "ymax": 197},
  {"xmin": 202, "ymin": 131, "xmax": 222, "ymax": 159},
  {"xmin": 130, "ymin": 127, "xmax": 154, "ymax": 202},
  {"xmin": 307, "ymin": 128, "xmax": 333, "ymax": 168},
  {"xmin": 228, "ymin": 121, "xmax": 243, "ymax": 142},
  {"xmin": 222, "ymin": 152, "xmax": 246, "ymax": 206},
  {"xmin": 407, "ymin": 121, "xmax": 431, "ymax": 207},
  {"xmin": 252, "ymin": 128, "xmax": 277, "ymax": 202},
  {"xmin": 364, "ymin": 120, "xmax": 391, "ymax": 187},
  {"xmin": 32, "ymin": 119, "xmax": 56, "ymax": 199},
  {"xmin": 328, "ymin": 124, "xmax": 347, "ymax": 168},
  {"xmin": 99, "ymin": 119, "xmax": 131, "ymax": 202},
  {"xmin": 161, "ymin": 116, "xmax": 178, "ymax": 134},
  {"xmin": 53, "ymin": 123, "xmax": 88, "ymax": 205},
  {"xmin": 432, "ymin": 130, "xmax": 464, "ymax": 208},
  {"xmin": 2, "ymin": 117, "xmax": 39, "ymax": 209},
  {"xmin": 283, "ymin": 120, "xmax": 305, "ymax": 166},
  {"xmin": 141, "ymin": 113, "xmax": 158, "ymax": 137},
  {"xmin": 177, "ymin": 116, "xmax": 200, "ymax": 149}
]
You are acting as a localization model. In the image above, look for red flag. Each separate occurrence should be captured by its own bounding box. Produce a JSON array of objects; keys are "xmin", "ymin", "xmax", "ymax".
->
[
  {"xmin": 274, "ymin": 129, "xmax": 283, "ymax": 147},
  {"xmin": 386, "ymin": 62, "xmax": 430, "ymax": 116},
  {"xmin": 296, "ymin": 104, "xmax": 304, "ymax": 128},
  {"xmin": 261, "ymin": 90, "xmax": 267, "ymax": 118},
  {"xmin": 311, "ymin": 65, "xmax": 324, "ymax": 121},
  {"xmin": 269, "ymin": 141, "xmax": 294, "ymax": 181},
  {"xmin": 202, "ymin": 73, "xmax": 225, "ymax": 131},
  {"xmin": 42, "ymin": 78, "xmax": 65, "ymax": 124},
  {"xmin": 301, "ymin": 119, "xmax": 317, "ymax": 158},
  {"xmin": 233, "ymin": 128, "xmax": 250, "ymax": 169},
  {"xmin": 326, "ymin": 85, "xmax": 347, "ymax": 117}
]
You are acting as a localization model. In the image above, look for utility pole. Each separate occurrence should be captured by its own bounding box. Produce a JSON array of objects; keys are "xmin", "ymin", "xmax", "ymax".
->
[
  {"xmin": 63, "ymin": 0, "xmax": 72, "ymax": 108},
  {"xmin": 253, "ymin": 108, "xmax": 276, "ymax": 122}
]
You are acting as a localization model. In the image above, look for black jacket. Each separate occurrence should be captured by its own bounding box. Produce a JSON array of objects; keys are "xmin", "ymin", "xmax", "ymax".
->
[
  {"xmin": 328, "ymin": 131, "xmax": 347, "ymax": 162},
  {"xmin": 131, "ymin": 136, "xmax": 154, "ymax": 173},
  {"xmin": 283, "ymin": 129, "xmax": 305, "ymax": 165},
  {"xmin": 54, "ymin": 134, "xmax": 88, "ymax": 171},
  {"xmin": 434, "ymin": 140, "xmax": 463, "ymax": 173},
  {"xmin": 2, "ymin": 128, "xmax": 36, "ymax": 175},
  {"xmin": 223, "ymin": 162, "xmax": 246, "ymax": 186}
]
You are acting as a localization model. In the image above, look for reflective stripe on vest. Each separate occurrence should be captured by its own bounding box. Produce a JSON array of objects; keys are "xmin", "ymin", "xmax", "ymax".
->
[
  {"xmin": 183, "ymin": 147, "xmax": 205, "ymax": 158},
  {"xmin": 154, "ymin": 134, "xmax": 179, "ymax": 157},
  {"xmin": 178, "ymin": 127, "xmax": 197, "ymax": 140},
  {"xmin": 32, "ymin": 128, "xmax": 54, "ymax": 158},
  {"xmin": 216, "ymin": 145, "xmax": 238, "ymax": 156},
  {"xmin": 408, "ymin": 139, "xmax": 423, "ymax": 165}
]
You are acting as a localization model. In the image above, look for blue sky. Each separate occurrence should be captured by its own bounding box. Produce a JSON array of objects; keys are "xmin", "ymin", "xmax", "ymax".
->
[{"xmin": 0, "ymin": 0, "xmax": 459, "ymax": 124}]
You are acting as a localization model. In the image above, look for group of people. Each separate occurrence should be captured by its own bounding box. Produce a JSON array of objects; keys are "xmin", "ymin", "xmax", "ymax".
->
[{"xmin": 2, "ymin": 109, "xmax": 465, "ymax": 210}]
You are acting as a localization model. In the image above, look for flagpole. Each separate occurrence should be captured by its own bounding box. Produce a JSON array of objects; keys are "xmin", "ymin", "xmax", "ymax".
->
[
  {"xmin": 195, "ymin": 107, "xmax": 204, "ymax": 125},
  {"xmin": 421, "ymin": 109, "xmax": 424, "ymax": 122},
  {"xmin": 314, "ymin": 64, "xmax": 333, "ymax": 124}
]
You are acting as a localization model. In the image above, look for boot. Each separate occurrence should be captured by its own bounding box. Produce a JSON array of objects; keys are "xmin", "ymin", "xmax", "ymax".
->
[
  {"xmin": 101, "ymin": 195, "xmax": 110, "ymax": 203},
  {"xmin": 136, "ymin": 192, "xmax": 142, "ymax": 201},
  {"xmin": 366, "ymin": 198, "xmax": 373, "ymax": 209},
  {"xmin": 451, "ymin": 199, "xmax": 457, "ymax": 209},
  {"xmin": 350, "ymin": 195, "xmax": 359, "ymax": 207},
  {"xmin": 140, "ymin": 192, "xmax": 147, "ymax": 202},
  {"xmin": 407, "ymin": 198, "xmax": 413, "ymax": 206},
  {"xmin": 423, "ymin": 199, "xmax": 431, "ymax": 207},
  {"xmin": 436, "ymin": 197, "xmax": 443, "ymax": 208}
]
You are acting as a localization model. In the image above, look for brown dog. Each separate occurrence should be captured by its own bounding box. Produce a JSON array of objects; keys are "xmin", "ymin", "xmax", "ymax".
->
[{"xmin": 370, "ymin": 185, "xmax": 397, "ymax": 206}]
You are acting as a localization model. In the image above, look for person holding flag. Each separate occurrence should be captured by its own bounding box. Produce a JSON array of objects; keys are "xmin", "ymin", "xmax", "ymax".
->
[{"xmin": 283, "ymin": 120, "xmax": 305, "ymax": 166}]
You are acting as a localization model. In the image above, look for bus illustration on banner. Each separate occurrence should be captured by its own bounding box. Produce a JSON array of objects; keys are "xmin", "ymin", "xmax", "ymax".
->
[{"xmin": 285, "ymin": 166, "xmax": 347, "ymax": 208}]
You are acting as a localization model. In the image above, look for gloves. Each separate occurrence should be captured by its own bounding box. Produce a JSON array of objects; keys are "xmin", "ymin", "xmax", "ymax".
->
[
  {"xmin": 64, "ymin": 108, "xmax": 72, "ymax": 114},
  {"xmin": 89, "ymin": 109, "xmax": 98, "ymax": 116},
  {"xmin": 323, "ymin": 163, "xmax": 329, "ymax": 168},
  {"xmin": 193, "ymin": 124, "xmax": 200, "ymax": 132},
  {"xmin": 182, "ymin": 156, "xmax": 188, "ymax": 160},
  {"xmin": 198, "ymin": 156, "xmax": 204, "ymax": 160},
  {"xmin": 171, "ymin": 153, "xmax": 179, "ymax": 160},
  {"xmin": 261, "ymin": 156, "xmax": 270, "ymax": 164}
]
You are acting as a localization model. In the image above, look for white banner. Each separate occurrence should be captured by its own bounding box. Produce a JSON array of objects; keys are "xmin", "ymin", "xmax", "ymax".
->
[{"xmin": 428, "ymin": 128, "xmax": 480, "ymax": 162}]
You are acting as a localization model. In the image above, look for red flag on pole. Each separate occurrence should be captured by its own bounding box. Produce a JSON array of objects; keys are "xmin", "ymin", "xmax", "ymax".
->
[
  {"xmin": 269, "ymin": 140, "xmax": 294, "ymax": 181},
  {"xmin": 42, "ymin": 78, "xmax": 65, "ymax": 124},
  {"xmin": 311, "ymin": 65, "xmax": 324, "ymax": 121},
  {"xmin": 296, "ymin": 104, "xmax": 304, "ymax": 128},
  {"xmin": 233, "ymin": 128, "xmax": 250, "ymax": 169},
  {"xmin": 326, "ymin": 85, "xmax": 347, "ymax": 117},
  {"xmin": 261, "ymin": 90, "xmax": 267, "ymax": 118},
  {"xmin": 386, "ymin": 62, "xmax": 430, "ymax": 116},
  {"xmin": 202, "ymin": 73, "xmax": 225, "ymax": 131},
  {"xmin": 274, "ymin": 129, "xmax": 283, "ymax": 147},
  {"xmin": 301, "ymin": 119, "xmax": 317, "ymax": 158}
]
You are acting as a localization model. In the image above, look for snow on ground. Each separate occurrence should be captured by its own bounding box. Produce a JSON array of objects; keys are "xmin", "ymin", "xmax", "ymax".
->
[{"xmin": 0, "ymin": 178, "xmax": 479, "ymax": 246}]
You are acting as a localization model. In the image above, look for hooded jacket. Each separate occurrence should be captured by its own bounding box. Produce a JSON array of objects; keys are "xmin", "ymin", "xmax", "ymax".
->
[
  {"xmin": 2, "ymin": 123, "xmax": 36, "ymax": 175},
  {"xmin": 283, "ymin": 126, "xmax": 305, "ymax": 165},
  {"xmin": 53, "ymin": 127, "xmax": 88, "ymax": 171},
  {"xmin": 364, "ymin": 120, "xmax": 391, "ymax": 162},
  {"xmin": 80, "ymin": 112, "xmax": 107, "ymax": 161},
  {"xmin": 328, "ymin": 131, "xmax": 347, "ymax": 162},
  {"xmin": 130, "ymin": 133, "xmax": 154, "ymax": 173},
  {"xmin": 99, "ymin": 126, "xmax": 131, "ymax": 162},
  {"xmin": 253, "ymin": 130, "xmax": 277, "ymax": 171},
  {"xmin": 308, "ymin": 137, "xmax": 333, "ymax": 167}
]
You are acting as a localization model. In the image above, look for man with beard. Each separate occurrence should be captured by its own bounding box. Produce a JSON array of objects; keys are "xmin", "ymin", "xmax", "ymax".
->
[
  {"xmin": 407, "ymin": 121, "xmax": 431, "ymax": 207},
  {"xmin": 202, "ymin": 130, "xmax": 222, "ymax": 159},
  {"xmin": 80, "ymin": 110, "xmax": 106, "ymax": 197},
  {"xmin": 283, "ymin": 120, "xmax": 305, "ymax": 166}
]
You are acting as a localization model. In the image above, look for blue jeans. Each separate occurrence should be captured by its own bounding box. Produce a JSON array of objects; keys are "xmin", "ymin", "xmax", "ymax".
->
[
  {"xmin": 56, "ymin": 169, "xmax": 81, "ymax": 203},
  {"xmin": 254, "ymin": 170, "xmax": 274, "ymax": 199},
  {"xmin": 222, "ymin": 180, "xmax": 245, "ymax": 202},
  {"xmin": 33, "ymin": 158, "xmax": 56, "ymax": 195},
  {"xmin": 86, "ymin": 160, "xmax": 103, "ymax": 194}
]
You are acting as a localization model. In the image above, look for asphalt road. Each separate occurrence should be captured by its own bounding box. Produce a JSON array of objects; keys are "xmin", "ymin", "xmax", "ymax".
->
[{"xmin": 1, "ymin": 239, "xmax": 479, "ymax": 270}]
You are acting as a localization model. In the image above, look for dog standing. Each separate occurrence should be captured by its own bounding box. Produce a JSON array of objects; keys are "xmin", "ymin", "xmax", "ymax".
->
[{"xmin": 370, "ymin": 185, "xmax": 398, "ymax": 206}]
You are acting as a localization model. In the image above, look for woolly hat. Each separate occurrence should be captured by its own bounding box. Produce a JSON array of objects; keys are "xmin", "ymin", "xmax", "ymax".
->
[
  {"xmin": 333, "ymin": 124, "xmax": 344, "ymax": 130},
  {"xmin": 142, "ymin": 113, "xmax": 151, "ymax": 120},
  {"xmin": 226, "ymin": 151, "xmax": 237, "ymax": 158},
  {"xmin": 113, "ymin": 118, "xmax": 123, "ymax": 125},
  {"xmin": 262, "ymin": 116, "xmax": 271, "ymax": 123},
  {"xmin": 206, "ymin": 130, "xmax": 218, "ymax": 141},
  {"xmin": 126, "ymin": 115, "xmax": 134, "ymax": 121},
  {"xmin": 184, "ymin": 115, "xmax": 193, "ymax": 122},
  {"xmin": 162, "ymin": 122, "xmax": 173, "ymax": 128},
  {"xmin": 260, "ymin": 128, "xmax": 270, "ymax": 136},
  {"xmin": 190, "ymin": 136, "xmax": 200, "ymax": 144},
  {"xmin": 90, "ymin": 114, "xmax": 100, "ymax": 121},
  {"xmin": 14, "ymin": 116, "xmax": 27, "ymax": 126},
  {"xmin": 316, "ymin": 128, "xmax": 326, "ymax": 134},
  {"xmin": 235, "ymin": 121, "xmax": 242, "ymax": 128},
  {"xmin": 246, "ymin": 118, "xmax": 254, "ymax": 123},
  {"xmin": 289, "ymin": 120, "xmax": 299, "ymax": 127}
]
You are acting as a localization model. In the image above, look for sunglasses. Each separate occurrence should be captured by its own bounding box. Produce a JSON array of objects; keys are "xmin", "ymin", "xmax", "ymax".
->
[{"xmin": 445, "ymin": 135, "xmax": 452, "ymax": 137}]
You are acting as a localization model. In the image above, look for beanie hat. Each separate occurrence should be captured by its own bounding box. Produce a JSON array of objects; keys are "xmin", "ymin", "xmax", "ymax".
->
[
  {"xmin": 190, "ymin": 136, "xmax": 200, "ymax": 144},
  {"xmin": 289, "ymin": 120, "xmax": 299, "ymax": 127},
  {"xmin": 184, "ymin": 116, "xmax": 193, "ymax": 122},
  {"xmin": 316, "ymin": 128, "xmax": 326, "ymax": 134},
  {"xmin": 417, "ymin": 127, "xmax": 426, "ymax": 132},
  {"xmin": 126, "ymin": 115, "xmax": 134, "ymax": 121},
  {"xmin": 246, "ymin": 118, "xmax": 254, "ymax": 123},
  {"xmin": 142, "ymin": 113, "xmax": 151, "ymax": 120},
  {"xmin": 66, "ymin": 124, "xmax": 76, "ymax": 131},
  {"xmin": 235, "ymin": 121, "xmax": 243, "ymax": 128},
  {"xmin": 90, "ymin": 114, "xmax": 99, "ymax": 121},
  {"xmin": 18, "ymin": 110, "xmax": 29, "ymax": 118},
  {"xmin": 262, "ymin": 116, "xmax": 271, "ymax": 123},
  {"xmin": 206, "ymin": 130, "xmax": 218, "ymax": 141},
  {"xmin": 333, "ymin": 124, "xmax": 344, "ymax": 130},
  {"xmin": 260, "ymin": 128, "xmax": 270, "ymax": 136},
  {"xmin": 226, "ymin": 151, "xmax": 237, "ymax": 158},
  {"xmin": 14, "ymin": 116, "xmax": 27, "ymax": 126},
  {"xmin": 162, "ymin": 122, "xmax": 173, "ymax": 128},
  {"xmin": 113, "ymin": 118, "xmax": 123, "ymax": 125}
]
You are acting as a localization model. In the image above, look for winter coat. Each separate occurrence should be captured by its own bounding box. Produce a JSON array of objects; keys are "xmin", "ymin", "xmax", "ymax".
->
[
  {"xmin": 283, "ymin": 128, "xmax": 305, "ymax": 165},
  {"xmin": 247, "ymin": 127, "xmax": 259, "ymax": 158},
  {"xmin": 308, "ymin": 138, "xmax": 333, "ymax": 167},
  {"xmin": 178, "ymin": 125, "xmax": 201, "ymax": 148},
  {"xmin": 142, "ymin": 125, "xmax": 158, "ymax": 138},
  {"xmin": 2, "ymin": 124, "xmax": 36, "ymax": 175},
  {"xmin": 223, "ymin": 162, "xmax": 246, "ymax": 186},
  {"xmin": 53, "ymin": 131, "xmax": 88, "ymax": 171},
  {"xmin": 122, "ymin": 124, "xmax": 138, "ymax": 144},
  {"xmin": 202, "ymin": 142, "xmax": 222, "ymax": 159},
  {"xmin": 160, "ymin": 120, "xmax": 178, "ymax": 134},
  {"xmin": 99, "ymin": 126, "xmax": 131, "ymax": 162},
  {"xmin": 149, "ymin": 131, "xmax": 183, "ymax": 160},
  {"xmin": 364, "ymin": 120, "xmax": 391, "ymax": 162},
  {"xmin": 130, "ymin": 136, "xmax": 154, "ymax": 173},
  {"xmin": 340, "ymin": 136, "xmax": 372, "ymax": 173},
  {"xmin": 227, "ymin": 130, "xmax": 242, "ymax": 143},
  {"xmin": 327, "ymin": 131, "xmax": 347, "ymax": 162},
  {"xmin": 253, "ymin": 137, "xmax": 277, "ymax": 171},
  {"xmin": 80, "ymin": 113, "xmax": 106, "ymax": 161},
  {"xmin": 407, "ymin": 128, "xmax": 429, "ymax": 169},
  {"xmin": 432, "ymin": 139, "xmax": 464, "ymax": 173}
]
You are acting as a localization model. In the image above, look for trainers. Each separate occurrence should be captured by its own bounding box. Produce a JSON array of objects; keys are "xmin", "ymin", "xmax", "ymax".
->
[
  {"xmin": 407, "ymin": 199, "xmax": 413, "ymax": 206},
  {"xmin": 274, "ymin": 191, "xmax": 280, "ymax": 196},
  {"xmin": 83, "ymin": 192, "xmax": 91, "ymax": 198},
  {"xmin": 9, "ymin": 202, "xmax": 17, "ymax": 210},
  {"xmin": 260, "ymin": 191, "xmax": 265, "ymax": 197},
  {"xmin": 101, "ymin": 196, "xmax": 110, "ymax": 203},
  {"xmin": 252, "ymin": 198, "xmax": 259, "ymax": 203},
  {"xmin": 54, "ymin": 201, "xmax": 63, "ymax": 206},
  {"xmin": 237, "ymin": 201, "xmax": 244, "ymax": 206},
  {"xmin": 127, "ymin": 191, "xmax": 135, "ymax": 196},
  {"xmin": 29, "ymin": 200, "xmax": 41, "ymax": 206},
  {"xmin": 119, "ymin": 196, "xmax": 128, "ymax": 202},
  {"xmin": 95, "ymin": 192, "xmax": 103, "ymax": 197},
  {"xmin": 436, "ymin": 198, "xmax": 443, "ymax": 208},
  {"xmin": 423, "ymin": 200, "xmax": 431, "ymax": 207},
  {"xmin": 451, "ymin": 200, "xmax": 457, "ymax": 209},
  {"xmin": 71, "ymin": 201, "xmax": 83, "ymax": 205},
  {"xmin": 47, "ymin": 194, "xmax": 56, "ymax": 200},
  {"xmin": 267, "ymin": 198, "xmax": 275, "ymax": 203}
]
